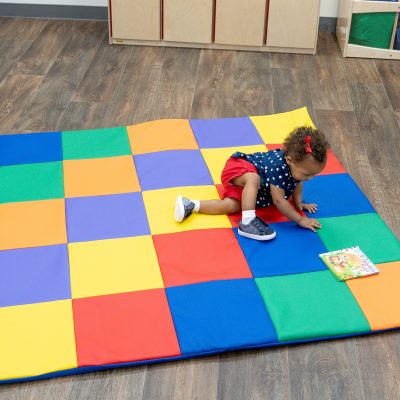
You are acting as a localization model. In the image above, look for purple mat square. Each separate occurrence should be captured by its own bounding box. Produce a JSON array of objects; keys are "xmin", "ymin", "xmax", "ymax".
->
[
  {"xmin": 66, "ymin": 193, "xmax": 150, "ymax": 242},
  {"xmin": 0, "ymin": 244, "xmax": 71, "ymax": 307},
  {"xmin": 134, "ymin": 150, "xmax": 213, "ymax": 190},
  {"xmin": 190, "ymin": 117, "xmax": 264, "ymax": 148}
]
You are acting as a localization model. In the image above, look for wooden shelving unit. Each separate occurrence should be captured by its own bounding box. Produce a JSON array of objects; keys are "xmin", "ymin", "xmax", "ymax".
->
[
  {"xmin": 337, "ymin": 0, "xmax": 400, "ymax": 59},
  {"xmin": 108, "ymin": 0, "xmax": 320, "ymax": 54}
]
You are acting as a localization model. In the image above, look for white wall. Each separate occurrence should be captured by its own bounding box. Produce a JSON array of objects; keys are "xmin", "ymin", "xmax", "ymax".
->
[
  {"xmin": 320, "ymin": 0, "xmax": 340, "ymax": 17},
  {"xmin": 0, "ymin": 0, "xmax": 340, "ymax": 17}
]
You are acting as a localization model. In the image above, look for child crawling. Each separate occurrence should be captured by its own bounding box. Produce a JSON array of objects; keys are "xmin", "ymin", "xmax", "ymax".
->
[{"xmin": 174, "ymin": 126, "xmax": 329, "ymax": 241}]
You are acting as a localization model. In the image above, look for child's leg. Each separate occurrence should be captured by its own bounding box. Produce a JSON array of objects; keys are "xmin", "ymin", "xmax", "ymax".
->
[
  {"xmin": 198, "ymin": 172, "xmax": 259, "ymax": 214},
  {"xmin": 233, "ymin": 172, "xmax": 276, "ymax": 240},
  {"xmin": 197, "ymin": 197, "xmax": 240, "ymax": 214},
  {"xmin": 174, "ymin": 196, "xmax": 239, "ymax": 222},
  {"xmin": 175, "ymin": 172, "xmax": 259, "ymax": 222},
  {"xmin": 231, "ymin": 172, "xmax": 260, "ymax": 211}
]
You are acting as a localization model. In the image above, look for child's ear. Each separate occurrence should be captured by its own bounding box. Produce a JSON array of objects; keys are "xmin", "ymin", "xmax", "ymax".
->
[{"xmin": 285, "ymin": 155, "xmax": 292, "ymax": 165}]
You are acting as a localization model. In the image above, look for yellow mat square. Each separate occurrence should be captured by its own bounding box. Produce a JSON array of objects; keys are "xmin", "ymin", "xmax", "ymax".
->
[
  {"xmin": 68, "ymin": 236, "xmax": 164, "ymax": 299},
  {"xmin": 250, "ymin": 107, "xmax": 315, "ymax": 144},
  {"xmin": 0, "ymin": 300, "xmax": 77, "ymax": 381},
  {"xmin": 201, "ymin": 144, "xmax": 268, "ymax": 184},
  {"xmin": 143, "ymin": 186, "xmax": 231, "ymax": 235}
]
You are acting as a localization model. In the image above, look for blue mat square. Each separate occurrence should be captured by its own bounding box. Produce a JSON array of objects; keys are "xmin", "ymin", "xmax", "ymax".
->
[
  {"xmin": 190, "ymin": 117, "xmax": 264, "ymax": 148},
  {"xmin": 166, "ymin": 279, "xmax": 278, "ymax": 354},
  {"xmin": 66, "ymin": 193, "xmax": 150, "ymax": 242},
  {"xmin": 234, "ymin": 222, "xmax": 328, "ymax": 277},
  {"xmin": 134, "ymin": 150, "xmax": 213, "ymax": 190},
  {"xmin": 0, "ymin": 244, "xmax": 71, "ymax": 307},
  {"xmin": 302, "ymin": 174, "xmax": 375, "ymax": 218},
  {"xmin": 0, "ymin": 132, "xmax": 62, "ymax": 166}
]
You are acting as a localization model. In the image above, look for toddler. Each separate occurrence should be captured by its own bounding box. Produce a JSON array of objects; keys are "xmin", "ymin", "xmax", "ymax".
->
[{"xmin": 174, "ymin": 126, "xmax": 329, "ymax": 241}]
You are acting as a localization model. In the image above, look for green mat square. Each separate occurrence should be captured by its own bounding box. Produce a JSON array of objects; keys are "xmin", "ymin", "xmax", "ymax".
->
[
  {"xmin": 256, "ymin": 271, "xmax": 370, "ymax": 342},
  {"xmin": 62, "ymin": 127, "xmax": 131, "ymax": 160},
  {"xmin": 0, "ymin": 162, "xmax": 64, "ymax": 203},
  {"xmin": 317, "ymin": 213, "xmax": 400, "ymax": 264}
]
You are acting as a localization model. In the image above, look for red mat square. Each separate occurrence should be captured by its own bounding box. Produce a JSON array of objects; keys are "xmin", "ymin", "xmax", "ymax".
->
[
  {"xmin": 320, "ymin": 150, "xmax": 346, "ymax": 175},
  {"xmin": 73, "ymin": 289, "xmax": 181, "ymax": 366},
  {"xmin": 265, "ymin": 144, "xmax": 282, "ymax": 151},
  {"xmin": 266, "ymin": 145, "xmax": 346, "ymax": 175},
  {"xmin": 153, "ymin": 228, "xmax": 252, "ymax": 287}
]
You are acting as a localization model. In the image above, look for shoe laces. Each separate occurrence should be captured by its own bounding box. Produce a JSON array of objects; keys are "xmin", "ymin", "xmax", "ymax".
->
[{"xmin": 253, "ymin": 217, "xmax": 268, "ymax": 232}]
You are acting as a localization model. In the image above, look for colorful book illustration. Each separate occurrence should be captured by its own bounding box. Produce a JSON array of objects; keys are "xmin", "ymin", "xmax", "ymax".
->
[{"xmin": 319, "ymin": 246, "xmax": 380, "ymax": 281}]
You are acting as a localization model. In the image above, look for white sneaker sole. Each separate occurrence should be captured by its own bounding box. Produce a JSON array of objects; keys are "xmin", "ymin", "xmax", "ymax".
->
[
  {"xmin": 174, "ymin": 195, "xmax": 185, "ymax": 222},
  {"xmin": 238, "ymin": 229, "xmax": 276, "ymax": 241}
]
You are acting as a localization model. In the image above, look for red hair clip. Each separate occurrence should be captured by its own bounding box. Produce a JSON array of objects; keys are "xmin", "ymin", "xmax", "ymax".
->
[{"xmin": 305, "ymin": 135, "xmax": 312, "ymax": 154}]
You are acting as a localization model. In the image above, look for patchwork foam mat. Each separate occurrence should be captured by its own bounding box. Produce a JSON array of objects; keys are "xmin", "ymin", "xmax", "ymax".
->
[{"xmin": 1, "ymin": 107, "xmax": 399, "ymax": 383}]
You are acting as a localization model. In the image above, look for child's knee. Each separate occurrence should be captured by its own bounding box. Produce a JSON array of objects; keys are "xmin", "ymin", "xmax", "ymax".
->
[
  {"xmin": 243, "ymin": 172, "xmax": 260, "ymax": 186},
  {"xmin": 224, "ymin": 198, "xmax": 241, "ymax": 213},
  {"xmin": 231, "ymin": 172, "xmax": 260, "ymax": 188}
]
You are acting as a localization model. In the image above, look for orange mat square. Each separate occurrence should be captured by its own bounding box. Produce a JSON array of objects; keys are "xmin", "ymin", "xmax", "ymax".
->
[
  {"xmin": 127, "ymin": 119, "xmax": 199, "ymax": 154},
  {"xmin": 63, "ymin": 156, "xmax": 140, "ymax": 197},
  {"xmin": 0, "ymin": 199, "xmax": 67, "ymax": 251},
  {"xmin": 346, "ymin": 261, "xmax": 400, "ymax": 330}
]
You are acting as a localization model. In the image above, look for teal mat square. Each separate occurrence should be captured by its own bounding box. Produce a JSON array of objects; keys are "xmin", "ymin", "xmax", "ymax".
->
[
  {"xmin": 0, "ymin": 162, "xmax": 64, "ymax": 203},
  {"xmin": 62, "ymin": 127, "xmax": 131, "ymax": 160},
  {"xmin": 255, "ymin": 271, "xmax": 371, "ymax": 342},
  {"xmin": 317, "ymin": 213, "xmax": 400, "ymax": 264}
]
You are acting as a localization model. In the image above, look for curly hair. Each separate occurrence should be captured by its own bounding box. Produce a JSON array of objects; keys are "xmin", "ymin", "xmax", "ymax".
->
[{"xmin": 283, "ymin": 126, "xmax": 329, "ymax": 164}]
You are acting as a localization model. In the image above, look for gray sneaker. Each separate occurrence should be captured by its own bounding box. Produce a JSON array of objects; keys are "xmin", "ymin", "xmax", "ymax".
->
[
  {"xmin": 238, "ymin": 217, "xmax": 276, "ymax": 241},
  {"xmin": 175, "ymin": 196, "xmax": 195, "ymax": 222}
]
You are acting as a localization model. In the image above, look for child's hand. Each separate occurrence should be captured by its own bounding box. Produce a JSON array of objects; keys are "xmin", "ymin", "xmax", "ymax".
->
[
  {"xmin": 298, "ymin": 216, "xmax": 322, "ymax": 232},
  {"xmin": 297, "ymin": 202, "xmax": 318, "ymax": 213}
]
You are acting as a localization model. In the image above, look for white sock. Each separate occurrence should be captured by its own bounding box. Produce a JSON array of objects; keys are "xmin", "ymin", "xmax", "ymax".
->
[
  {"xmin": 242, "ymin": 209, "xmax": 256, "ymax": 225},
  {"xmin": 191, "ymin": 200, "xmax": 200, "ymax": 212}
]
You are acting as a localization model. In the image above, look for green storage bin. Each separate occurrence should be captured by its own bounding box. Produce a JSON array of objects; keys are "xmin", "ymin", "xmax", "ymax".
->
[{"xmin": 349, "ymin": 12, "xmax": 397, "ymax": 49}]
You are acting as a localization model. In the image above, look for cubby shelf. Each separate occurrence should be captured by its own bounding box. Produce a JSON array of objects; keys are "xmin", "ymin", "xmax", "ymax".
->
[
  {"xmin": 337, "ymin": 0, "xmax": 400, "ymax": 59},
  {"xmin": 108, "ymin": 0, "xmax": 320, "ymax": 54}
]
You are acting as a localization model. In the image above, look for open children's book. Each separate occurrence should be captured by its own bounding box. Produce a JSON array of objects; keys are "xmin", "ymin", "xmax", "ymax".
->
[{"xmin": 319, "ymin": 246, "xmax": 379, "ymax": 281}]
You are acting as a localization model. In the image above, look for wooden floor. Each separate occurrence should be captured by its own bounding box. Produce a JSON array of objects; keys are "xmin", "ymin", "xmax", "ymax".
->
[{"xmin": 1, "ymin": 17, "xmax": 399, "ymax": 400}]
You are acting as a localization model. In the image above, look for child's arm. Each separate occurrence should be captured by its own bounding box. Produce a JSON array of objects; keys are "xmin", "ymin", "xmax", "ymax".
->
[
  {"xmin": 270, "ymin": 184, "xmax": 321, "ymax": 232},
  {"xmin": 292, "ymin": 182, "xmax": 318, "ymax": 213}
]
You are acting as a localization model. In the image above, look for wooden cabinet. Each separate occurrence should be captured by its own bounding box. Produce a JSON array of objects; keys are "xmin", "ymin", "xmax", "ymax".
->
[
  {"xmin": 164, "ymin": 0, "xmax": 213, "ymax": 43},
  {"xmin": 110, "ymin": 0, "xmax": 160, "ymax": 41},
  {"xmin": 267, "ymin": 0, "xmax": 320, "ymax": 49},
  {"xmin": 109, "ymin": 0, "xmax": 320, "ymax": 54},
  {"xmin": 337, "ymin": 0, "xmax": 400, "ymax": 60},
  {"xmin": 214, "ymin": 0, "xmax": 267, "ymax": 46}
]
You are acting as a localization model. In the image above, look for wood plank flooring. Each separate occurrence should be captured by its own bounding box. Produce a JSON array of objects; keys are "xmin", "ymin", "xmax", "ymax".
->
[{"xmin": 0, "ymin": 19, "xmax": 399, "ymax": 400}]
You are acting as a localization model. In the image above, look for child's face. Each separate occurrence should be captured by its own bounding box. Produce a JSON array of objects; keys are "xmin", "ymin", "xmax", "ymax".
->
[{"xmin": 285, "ymin": 155, "xmax": 326, "ymax": 181}]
